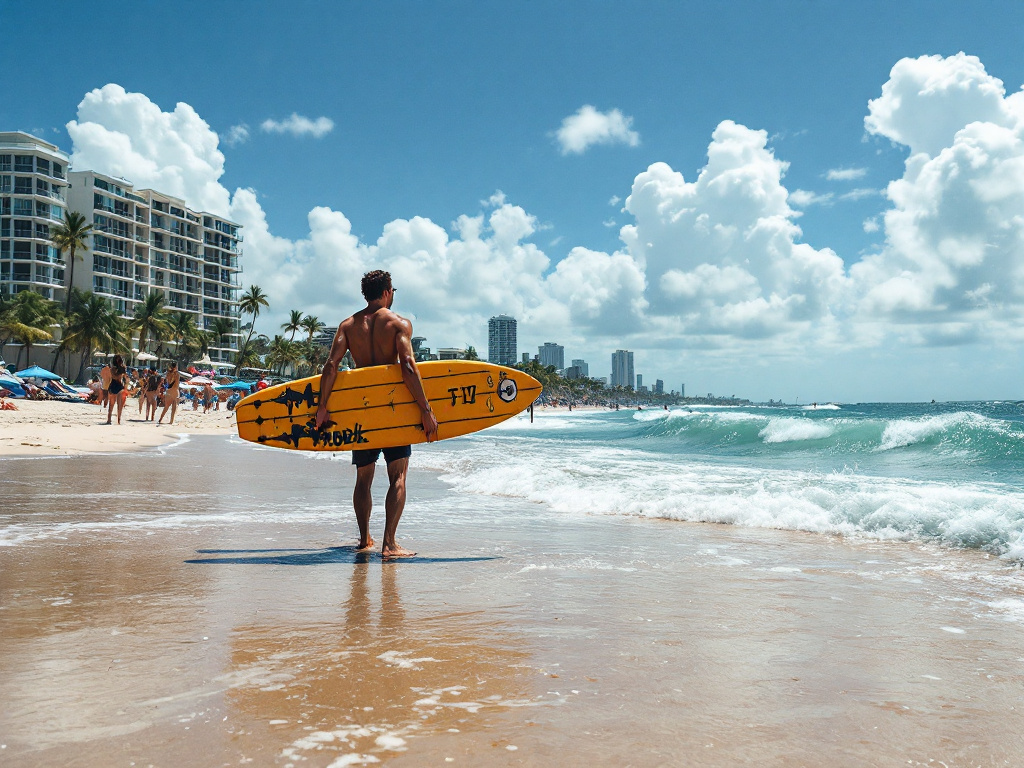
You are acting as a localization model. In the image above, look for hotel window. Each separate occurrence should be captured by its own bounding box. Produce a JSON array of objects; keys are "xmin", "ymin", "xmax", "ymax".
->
[
  {"xmin": 50, "ymin": 207, "xmax": 63, "ymax": 221},
  {"xmin": 0, "ymin": 176, "xmax": 9, "ymax": 193},
  {"xmin": 14, "ymin": 177, "xmax": 32, "ymax": 194},
  {"xmin": 13, "ymin": 263, "xmax": 30, "ymax": 281},
  {"xmin": 36, "ymin": 179, "xmax": 50, "ymax": 196},
  {"xmin": 0, "ymin": 155, "xmax": 11, "ymax": 172},
  {"xmin": 0, "ymin": 262, "xmax": 9, "ymax": 280},
  {"xmin": 13, "ymin": 220, "xmax": 32, "ymax": 238},
  {"xmin": 35, "ymin": 223, "xmax": 49, "ymax": 239},
  {"xmin": 13, "ymin": 241, "xmax": 31, "ymax": 259},
  {"xmin": 0, "ymin": 198, "xmax": 9, "ymax": 215},
  {"xmin": 52, "ymin": 162, "xmax": 64, "ymax": 179},
  {"xmin": 36, "ymin": 159, "xmax": 50, "ymax": 176},
  {"xmin": 1, "ymin": 219, "xmax": 9, "ymax": 237},
  {"xmin": 12, "ymin": 199, "xmax": 32, "ymax": 216},
  {"xmin": 13, "ymin": 156, "xmax": 33, "ymax": 173},
  {"xmin": 34, "ymin": 202, "xmax": 50, "ymax": 218}
]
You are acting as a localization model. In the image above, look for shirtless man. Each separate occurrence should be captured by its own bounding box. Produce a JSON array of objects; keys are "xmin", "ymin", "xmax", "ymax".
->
[{"xmin": 315, "ymin": 270, "xmax": 438, "ymax": 558}]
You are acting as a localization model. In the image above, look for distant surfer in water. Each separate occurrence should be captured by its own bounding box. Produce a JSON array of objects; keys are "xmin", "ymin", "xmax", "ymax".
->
[{"xmin": 316, "ymin": 270, "xmax": 439, "ymax": 558}]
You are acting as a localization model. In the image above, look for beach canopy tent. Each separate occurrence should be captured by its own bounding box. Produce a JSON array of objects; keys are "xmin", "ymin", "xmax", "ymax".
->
[
  {"xmin": 136, "ymin": 352, "xmax": 158, "ymax": 362},
  {"xmin": 15, "ymin": 365, "xmax": 62, "ymax": 381},
  {"xmin": 215, "ymin": 381, "xmax": 252, "ymax": 392},
  {"xmin": 192, "ymin": 354, "xmax": 214, "ymax": 367}
]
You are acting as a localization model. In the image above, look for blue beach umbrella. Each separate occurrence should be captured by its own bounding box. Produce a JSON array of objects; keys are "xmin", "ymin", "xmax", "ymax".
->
[
  {"xmin": 14, "ymin": 365, "xmax": 62, "ymax": 381},
  {"xmin": 215, "ymin": 381, "xmax": 253, "ymax": 392}
]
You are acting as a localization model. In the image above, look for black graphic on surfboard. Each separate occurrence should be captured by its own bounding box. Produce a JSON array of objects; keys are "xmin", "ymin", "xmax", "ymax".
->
[
  {"xmin": 253, "ymin": 382, "xmax": 318, "ymax": 416},
  {"xmin": 259, "ymin": 419, "xmax": 370, "ymax": 448}
]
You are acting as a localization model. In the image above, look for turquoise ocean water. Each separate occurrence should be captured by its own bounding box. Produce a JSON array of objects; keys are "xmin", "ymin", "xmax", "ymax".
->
[{"xmin": 417, "ymin": 401, "xmax": 1024, "ymax": 562}]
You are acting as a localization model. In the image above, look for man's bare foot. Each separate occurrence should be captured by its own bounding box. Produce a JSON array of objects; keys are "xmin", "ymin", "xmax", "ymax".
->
[
  {"xmin": 381, "ymin": 545, "xmax": 416, "ymax": 558},
  {"xmin": 355, "ymin": 537, "xmax": 375, "ymax": 552}
]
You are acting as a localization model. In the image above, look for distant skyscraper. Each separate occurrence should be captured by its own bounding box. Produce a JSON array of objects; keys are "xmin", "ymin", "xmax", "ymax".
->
[
  {"xmin": 655, "ymin": 379, "xmax": 664, "ymax": 394},
  {"xmin": 611, "ymin": 350, "xmax": 634, "ymax": 388},
  {"xmin": 681, "ymin": 383, "xmax": 685, "ymax": 398},
  {"xmin": 636, "ymin": 374, "xmax": 643, "ymax": 390},
  {"xmin": 488, "ymin": 315, "xmax": 517, "ymax": 366},
  {"xmin": 571, "ymin": 358, "xmax": 589, "ymax": 378},
  {"xmin": 538, "ymin": 342, "xmax": 564, "ymax": 370},
  {"xmin": 521, "ymin": 352, "xmax": 530, "ymax": 364}
]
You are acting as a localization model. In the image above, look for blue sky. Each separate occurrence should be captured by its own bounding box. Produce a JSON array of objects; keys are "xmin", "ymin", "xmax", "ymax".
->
[{"xmin": 4, "ymin": 1, "xmax": 1024, "ymax": 401}]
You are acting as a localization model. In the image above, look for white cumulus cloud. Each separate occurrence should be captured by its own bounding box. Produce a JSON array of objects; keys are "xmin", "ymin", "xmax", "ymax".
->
[
  {"xmin": 855, "ymin": 52, "xmax": 1024, "ymax": 344},
  {"xmin": 224, "ymin": 124, "xmax": 250, "ymax": 146},
  {"xmin": 260, "ymin": 113, "xmax": 335, "ymax": 138},
  {"xmin": 619, "ymin": 121, "xmax": 849, "ymax": 342},
  {"xmin": 555, "ymin": 105, "xmax": 640, "ymax": 155}
]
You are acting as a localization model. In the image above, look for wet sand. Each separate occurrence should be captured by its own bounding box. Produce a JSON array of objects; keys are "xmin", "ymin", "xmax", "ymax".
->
[{"xmin": 1, "ymin": 437, "xmax": 1023, "ymax": 767}]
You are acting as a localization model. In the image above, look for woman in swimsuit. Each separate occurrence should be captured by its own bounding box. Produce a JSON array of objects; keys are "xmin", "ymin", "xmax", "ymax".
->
[
  {"xmin": 158, "ymin": 362, "xmax": 180, "ymax": 425},
  {"xmin": 144, "ymin": 366, "xmax": 161, "ymax": 421},
  {"xmin": 105, "ymin": 354, "xmax": 128, "ymax": 425}
]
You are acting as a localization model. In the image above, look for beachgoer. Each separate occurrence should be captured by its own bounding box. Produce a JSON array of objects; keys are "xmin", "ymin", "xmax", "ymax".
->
[
  {"xmin": 202, "ymin": 382, "xmax": 215, "ymax": 412},
  {"xmin": 315, "ymin": 269, "xmax": 438, "ymax": 558},
  {"xmin": 158, "ymin": 362, "xmax": 180, "ymax": 425},
  {"xmin": 88, "ymin": 376, "xmax": 103, "ymax": 404},
  {"xmin": 105, "ymin": 354, "xmax": 128, "ymax": 425},
  {"xmin": 99, "ymin": 361, "xmax": 112, "ymax": 408},
  {"xmin": 144, "ymin": 366, "xmax": 160, "ymax": 421},
  {"xmin": 256, "ymin": 375, "xmax": 269, "ymax": 391}
]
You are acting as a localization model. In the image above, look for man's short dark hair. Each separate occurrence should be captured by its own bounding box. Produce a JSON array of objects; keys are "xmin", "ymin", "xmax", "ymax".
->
[{"xmin": 361, "ymin": 270, "xmax": 392, "ymax": 301}]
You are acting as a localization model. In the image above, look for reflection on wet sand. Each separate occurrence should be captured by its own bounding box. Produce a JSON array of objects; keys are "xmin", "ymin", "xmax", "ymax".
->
[{"xmin": 224, "ymin": 560, "xmax": 537, "ymax": 764}]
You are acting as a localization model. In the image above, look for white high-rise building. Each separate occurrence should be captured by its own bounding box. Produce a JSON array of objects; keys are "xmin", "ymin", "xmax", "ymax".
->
[
  {"xmin": 0, "ymin": 132, "xmax": 69, "ymax": 302},
  {"xmin": 538, "ymin": 342, "xmax": 564, "ymax": 370},
  {"xmin": 487, "ymin": 314, "xmax": 517, "ymax": 366},
  {"xmin": 66, "ymin": 170, "xmax": 243, "ymax": 363},
  {"xmin": 611, "ymin": 349, "xmax": 634, "ymax": 388}
]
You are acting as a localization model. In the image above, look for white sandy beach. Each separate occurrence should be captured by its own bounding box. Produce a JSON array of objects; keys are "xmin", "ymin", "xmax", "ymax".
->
[{"xmin": 0, "ymin": 398, "xmax": 237, "ymax": 458}]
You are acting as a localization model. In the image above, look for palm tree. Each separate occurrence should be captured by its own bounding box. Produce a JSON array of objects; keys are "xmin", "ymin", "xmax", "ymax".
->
[
  {"xmin": 131, "ymin": 290, "xmax": 170, "ymax": 361},
  {"xmin": 0, "ymin": 290, "xmax": 62, "ymax": 369},
  {"xmin": 167, "ymin": 311, "xmax": 202, "ymax": 363},
  {"xmin": 51, "ymin": 211, "xmax": 94, "ymax": 319},
  {"xmin": 234, "ymin": 337, "xmax": 262, "ymax": 373},
  {"xmin": 301, "ymin": 314, "xmax": 325, "ymax": 344},
  {"xmin": 59, "ymin": 289, "xmax": 128, "ymax": 382},
  {"xmin": 464, "ymin": 345, "xmax": 480, "ymax": 361},
  {"xmin": 282, "ymin": 309, "xmax": 303, "ymax": 341},
  {"xmin": 207, "ymin": 316, "xmax": 236, "ymax": 363},
  {"xmin": 237, "ymin": 284, "xmax": 269, "ymax": 374}
]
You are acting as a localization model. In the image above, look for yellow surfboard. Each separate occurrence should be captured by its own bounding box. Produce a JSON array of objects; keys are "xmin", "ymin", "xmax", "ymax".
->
[{"xmin": 234, "ymin": 360, "xmax": 542, "ymax": 451}]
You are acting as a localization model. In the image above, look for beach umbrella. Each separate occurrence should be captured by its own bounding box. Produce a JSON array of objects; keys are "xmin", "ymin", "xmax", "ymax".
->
[
  {"xmin": 215, "ymin": 381, "xmax": 252, "ymax": 392},
  {"xmin": 14, "ymin": 365, "xmax": 62, "ymax": 381},
  {"xmin": 192, "ymin": 354, "xmax": 214, "ymax": 367},
  {"xmin": 136, "ymin": 352, "xmax": 158, "ymax": 362},
  {"xmin": 190, "ymin": 376, "xmax": 214, "ymax": 385}
]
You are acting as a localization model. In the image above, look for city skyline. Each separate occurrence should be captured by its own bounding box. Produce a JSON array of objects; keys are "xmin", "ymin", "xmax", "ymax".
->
[{"xmin": 5, "ymin": 4, "xmax": 1024, "ymax": 400}]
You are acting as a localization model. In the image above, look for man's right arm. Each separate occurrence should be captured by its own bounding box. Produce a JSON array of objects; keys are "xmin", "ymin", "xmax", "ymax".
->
[{"xmin": 315, "ymin": 325, "xmax": 349, "ymax": 430}]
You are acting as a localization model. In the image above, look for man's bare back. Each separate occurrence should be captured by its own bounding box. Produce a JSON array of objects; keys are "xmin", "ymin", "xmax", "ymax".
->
[
  {"xmin": 340, "ymin": 306, "xmax": 407, "ymax": 368},
  {"xmin": 314, "ymin": 271, "xmax": 438, "ymax": 559}
]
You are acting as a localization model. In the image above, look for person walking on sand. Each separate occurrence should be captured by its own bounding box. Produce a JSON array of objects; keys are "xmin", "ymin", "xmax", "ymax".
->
[
  {"xmin": 158, "ymin": 362, "xmax": 180, "ymax": 425},
  {"xmin": 315, "ymin": 269, "xmax": 438, "ymax": 558},
  {"xmin": 202, "ymin": 382, "xmax": 215, "ymax": 413},
  {"xmin": 105, "ymin": 354, "xmax": 128, "ymax": 425},
  {"xmin": 99, "ymin": 360, "xmax": 112, "ymax": 408},
  {"xmin": 144, "ymin": 366, "xmax": 160, "ymax": 421}
]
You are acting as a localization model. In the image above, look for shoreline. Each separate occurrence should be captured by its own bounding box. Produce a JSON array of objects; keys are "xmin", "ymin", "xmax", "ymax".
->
[
  {"xmin": 2, "ymin": 436, "xmax": 1023, "ymax": 766},
  {"xmin": 0, "ymin": 398, "xmax": 237, "ymax": 458}
]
